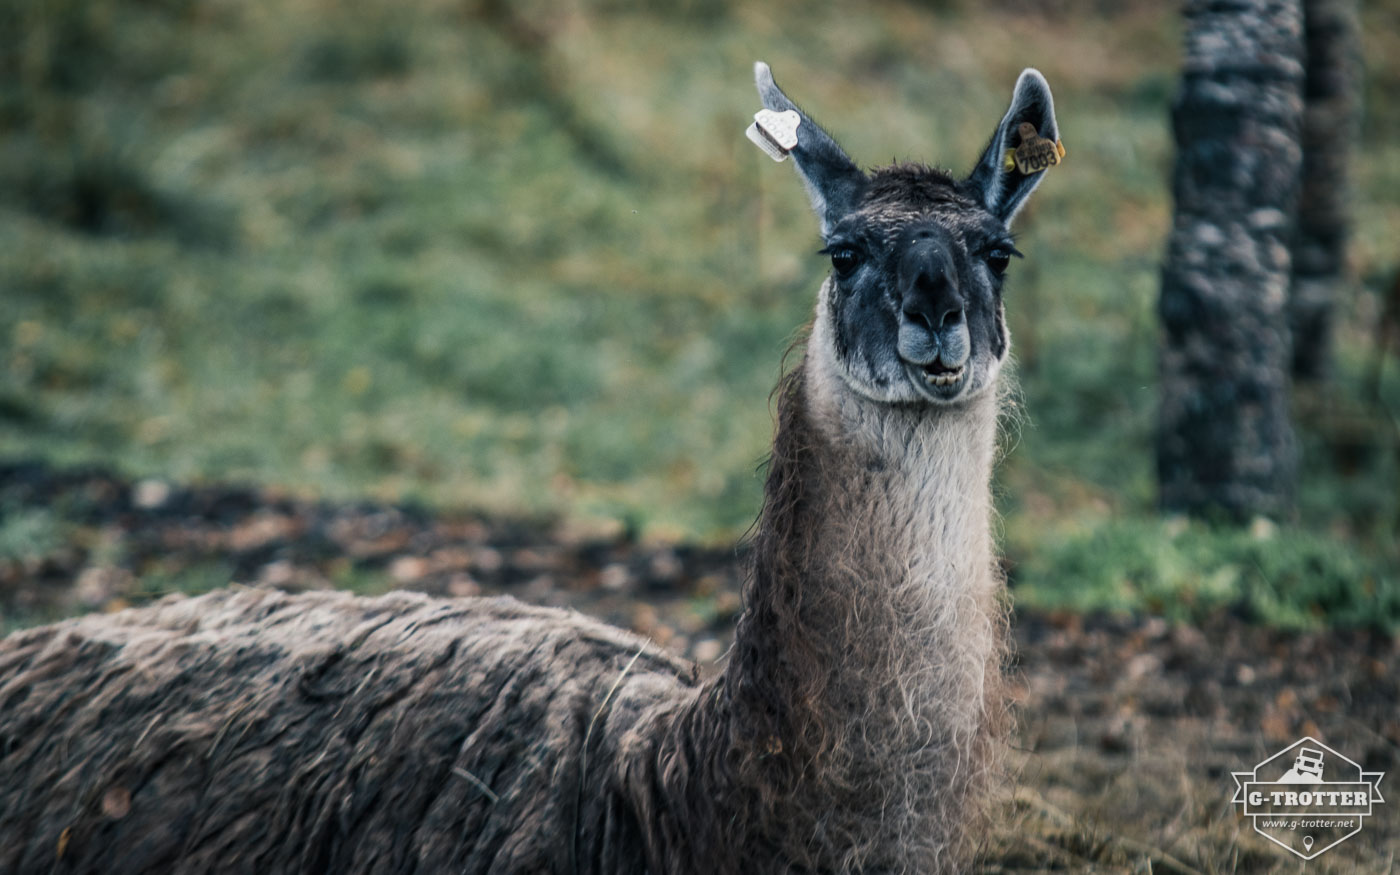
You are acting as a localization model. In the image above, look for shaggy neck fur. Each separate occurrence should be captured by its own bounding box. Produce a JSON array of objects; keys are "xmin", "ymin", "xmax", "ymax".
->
[{"xmin": 630, "ymin": 300, "xmax": 1009, "ymax": 875}]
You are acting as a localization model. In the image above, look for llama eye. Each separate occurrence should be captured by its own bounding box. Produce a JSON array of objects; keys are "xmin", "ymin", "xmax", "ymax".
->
[
  {"xmin": 985, "ymin": 248, "xmax": 1013, "ymax": 277},
  {"xmin": 829, "ymin": 247, "xmax": 860, "ymax": 278}
]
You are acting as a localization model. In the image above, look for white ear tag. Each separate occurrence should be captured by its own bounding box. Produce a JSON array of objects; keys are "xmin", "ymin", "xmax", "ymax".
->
[{"xmin": 746, "ymin": 109, "xmax": 801, "ymax": 162}]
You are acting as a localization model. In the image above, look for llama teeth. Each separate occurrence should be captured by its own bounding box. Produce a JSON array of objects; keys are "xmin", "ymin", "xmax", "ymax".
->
[{"xmin": 924, "ymin": 366, "xmax": 965, "ymax": 387}]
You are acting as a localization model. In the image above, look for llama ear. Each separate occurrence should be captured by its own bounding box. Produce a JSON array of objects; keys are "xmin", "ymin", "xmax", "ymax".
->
[
  {"xmin": 754, "ymin": 61, "xmax": 866, "ymax": 236},
  {"xmin": 966, "ymin": 69, "xmax": 1060, "ymax": 225}
]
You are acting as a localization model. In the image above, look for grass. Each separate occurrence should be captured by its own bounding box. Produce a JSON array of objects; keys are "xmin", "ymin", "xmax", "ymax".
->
[
  {"xmin": 1, "ymin": 0, "xmax": 1398, "ymax": 624},
  {"xmin": 0, "ymin": 504, "xmax": 68, "ymax": 566},
  {"xmin": 1013, "ymin": 516, "xmax": 1400, "ymax": 631}
]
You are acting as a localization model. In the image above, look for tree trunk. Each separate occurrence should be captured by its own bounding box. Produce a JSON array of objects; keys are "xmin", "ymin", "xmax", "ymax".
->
[
  {"xmin": 1158, "ymin": 0, "xmax": 1305, "ymax": 521},
  {"xmin": 1290, "ymin": 0, "xmax": 1360, "ymax": 382}
]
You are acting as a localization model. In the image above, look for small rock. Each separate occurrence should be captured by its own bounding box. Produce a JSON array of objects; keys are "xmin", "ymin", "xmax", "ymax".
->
[
  {"xmin": 1169, "ymin": 624, "xmax": 1206, "ymax": 650},
  {"xmin": 647, "ymin": 550, "xmax": 683, "ymax": 584},
  {"xmin": 229, "ymin": 514, "xmax": 294, "ymax": 551},
  {"xmin": 632, "ymin": 603, "xmax": 659, "ymax": 635},
  {"xmin": 447, "ymin": 574, "xmax": 480, "ymax": 598},
  {"xmin": 472, "ymin": 547, "xmax": 503, "ymax": 575},
  {"xmin": 429, "ymin": 547, "xmax": 474, "ymax": 572},
  {"xmin": 600, "ymin": 563, "xmax": 632, "ymax": 591},
  {"xmin": 390, "ymin": 555, "xmax": 430, "ymax": 584},
  {"xmin": 1140, "ymin": 617, "xmax": 1168, "ymax": 640},
  {"xmin": 258, "ymin": 560, "xmax": 296, "ymax": 587},
  {"xmin": 1124, "ymin": 652, "xmax": 1162, "ymax": 683},
  {"xmin": 132, "ymin": 479, "xmax": 171, "ymax": 510},
  {"xmin": 692, "ymin": 638, "xmax": 724, "ymax": 663}
]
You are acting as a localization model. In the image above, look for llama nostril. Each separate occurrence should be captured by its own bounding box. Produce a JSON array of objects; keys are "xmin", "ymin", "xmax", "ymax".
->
[
  {"xmin": 902, "ymin": 307, "xmax": 934, "ymax": 331},
  {"xmin": 904, "ymin": 304, "xmax": 963, "ymax": 333}
]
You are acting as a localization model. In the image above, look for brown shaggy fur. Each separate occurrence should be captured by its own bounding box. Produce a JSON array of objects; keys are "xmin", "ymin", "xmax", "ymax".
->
[
  {"xmin": 0, "ymin": 590, "xmax": 694, "ymax": 873},
  {"xmin": 0, "ymin": 345, "xmax": 1009, "ymax": 874}
]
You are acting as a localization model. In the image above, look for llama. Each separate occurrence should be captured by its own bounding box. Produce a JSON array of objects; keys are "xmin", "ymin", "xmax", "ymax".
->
[{"xmin": 0, "ymin": 62, "xmax": 1059, "ymax": 874}]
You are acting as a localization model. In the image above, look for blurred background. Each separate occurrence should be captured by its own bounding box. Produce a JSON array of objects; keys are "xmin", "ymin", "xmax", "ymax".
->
[
  {"xmin": 2, "ymin": 0, "xmax": 1399, "ymax": 622},
  {"xmin": 4, "ymin": 1, "xmax": 1400, "ymax": 868}
]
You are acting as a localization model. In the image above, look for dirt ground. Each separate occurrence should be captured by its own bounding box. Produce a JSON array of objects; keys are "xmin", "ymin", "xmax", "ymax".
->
[{"xmin": 2, "ymin": 461, "xmax": 1395, "ymax": 873}]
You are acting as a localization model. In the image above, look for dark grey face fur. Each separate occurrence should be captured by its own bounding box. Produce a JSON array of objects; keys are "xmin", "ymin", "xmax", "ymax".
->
[
  {"xmin": 819, "ymin": 172, "xmax": 1019, "ymax": 404},
  {"xmin": 755, "ymin": 63, "xmax": 1060, "ymax": 405}
]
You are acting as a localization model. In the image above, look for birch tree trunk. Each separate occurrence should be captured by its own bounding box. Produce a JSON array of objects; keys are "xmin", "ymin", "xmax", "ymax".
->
[
  {"xmin": 1290, "ymin": 0, "xmax": 1360, "ymax": 382},
  {"xmin": 1158, "ymin": 0, "xmax": 1305, "ymax": 520}
]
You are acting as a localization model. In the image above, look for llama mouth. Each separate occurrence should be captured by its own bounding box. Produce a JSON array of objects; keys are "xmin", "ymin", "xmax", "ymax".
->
[
  {"xmin": 919, "ymin": 361, "xmax": 965, "ymax": 388},
  {"xmin": 901, "ymin": 359, "xmax": 969, "ymax": 401}
]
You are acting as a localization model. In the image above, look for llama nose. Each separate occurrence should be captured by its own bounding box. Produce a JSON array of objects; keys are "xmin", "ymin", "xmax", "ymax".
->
[{"xmin": 902, "ymin": 265, "xmax": 964, "ymax": 333}]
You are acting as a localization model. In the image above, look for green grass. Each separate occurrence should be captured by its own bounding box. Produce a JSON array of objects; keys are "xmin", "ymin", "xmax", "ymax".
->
[
  {"xmin": 2, "ymin": 0, "xmax": 1398, "ymax": 622},
  {"xmin": 1014, "ymin": 517, "xmax": 1400, "ymax": 631},
  {"xmin": 0, "ymin": 504, "xmax": 68, "ymax": 566}
]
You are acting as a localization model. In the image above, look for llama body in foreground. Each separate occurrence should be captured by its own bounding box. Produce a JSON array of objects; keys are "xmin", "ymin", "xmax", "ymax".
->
[{"xmin": 0, "ymin": 63, "xmax": 1060, "ymax": 874}]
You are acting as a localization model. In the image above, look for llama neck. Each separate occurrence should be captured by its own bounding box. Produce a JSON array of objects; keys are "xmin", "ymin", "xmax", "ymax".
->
[{"xmin": 717, "ymin": 334, "xmax": 1006, "ymax": 871}]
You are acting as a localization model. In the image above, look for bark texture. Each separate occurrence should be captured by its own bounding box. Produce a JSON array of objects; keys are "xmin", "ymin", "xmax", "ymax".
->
[
  {"xmin": 1158, "ymin": 0, "xmax": 1306, "ymax": 520},
  {"xmin": 1290, "ymin": 0, "xmax": 1360, "ymax": 381}
]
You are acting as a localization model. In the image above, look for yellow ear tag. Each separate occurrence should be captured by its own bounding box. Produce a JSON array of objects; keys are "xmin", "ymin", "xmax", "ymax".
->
[{"xmin": 1006, "ymin": 122, "xmax": 1066, "ymax": 176}]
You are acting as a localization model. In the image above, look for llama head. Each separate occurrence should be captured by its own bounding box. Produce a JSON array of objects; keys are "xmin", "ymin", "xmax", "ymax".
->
[{"xmin": 754, "ymin": 62, "xmax": 1059, "ymax": 406}]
